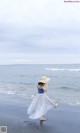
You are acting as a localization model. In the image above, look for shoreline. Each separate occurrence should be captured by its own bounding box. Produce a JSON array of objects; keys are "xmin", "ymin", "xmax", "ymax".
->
[{"xmin": 0, "ymin": 93, "xmax": 80, "ymax": 133}]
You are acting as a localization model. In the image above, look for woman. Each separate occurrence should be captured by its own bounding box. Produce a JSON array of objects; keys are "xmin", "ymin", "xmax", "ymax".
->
[{"xmin": 27, "ymin": 76, "xmax": 58, "ymax": 121}]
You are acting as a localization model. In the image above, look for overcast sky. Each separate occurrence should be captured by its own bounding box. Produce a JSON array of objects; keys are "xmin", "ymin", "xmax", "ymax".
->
[{"xmin": 0, "ymin": 0, "xmax": 80, "ymax": 64}]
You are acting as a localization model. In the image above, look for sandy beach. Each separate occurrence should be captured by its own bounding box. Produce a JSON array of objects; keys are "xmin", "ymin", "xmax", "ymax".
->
[{"xmin": 0, "ymin": 93, "xmax": 80, "ymax": 133}]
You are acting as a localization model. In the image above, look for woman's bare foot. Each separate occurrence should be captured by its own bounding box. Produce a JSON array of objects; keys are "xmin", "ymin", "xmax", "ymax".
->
[
  {"xmin": 54, "ymin": 103, "xmax": 59, "ymax": 108},
  {"xmin": 40, "ymin": 117, "xmax": 46, "ymax": 121}
]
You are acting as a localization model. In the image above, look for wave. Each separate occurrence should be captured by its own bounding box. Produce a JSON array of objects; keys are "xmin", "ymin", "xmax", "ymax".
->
[
  {"xmin": 61, "ymin": 86, "xmax": 72, "ymax": 89},
  {"xmin": 1, "ymin": 89, "xmax": 80, "ymax": 105},
  {"xmin": 45, "ymin": 68, "xmax": 80, "ymax": 72}
]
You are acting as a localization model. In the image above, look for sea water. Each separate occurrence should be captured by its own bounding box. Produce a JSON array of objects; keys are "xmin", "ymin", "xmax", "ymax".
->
[{"xmin": 0, "ymin": 64, "xmax": 80, "ymax": 105}]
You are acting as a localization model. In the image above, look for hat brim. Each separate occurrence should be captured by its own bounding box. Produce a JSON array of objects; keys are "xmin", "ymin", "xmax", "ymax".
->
[{"xmin": 38, "ymin": 77, "xmax": 50, "ymax": 83}]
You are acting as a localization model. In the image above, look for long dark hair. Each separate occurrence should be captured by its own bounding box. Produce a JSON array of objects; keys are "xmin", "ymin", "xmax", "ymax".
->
[{"xmin": 38, "ymin": 82, "xmax": 45, "ymax": 87}]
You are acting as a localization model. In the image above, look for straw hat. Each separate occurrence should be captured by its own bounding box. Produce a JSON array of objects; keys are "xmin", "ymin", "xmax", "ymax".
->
[{"xmin": 38, "ymin": 76, "xmax": 50, "ymax": 83}]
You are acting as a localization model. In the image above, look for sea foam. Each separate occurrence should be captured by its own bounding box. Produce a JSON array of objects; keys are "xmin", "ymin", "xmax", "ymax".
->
[{"xmin": 45, "ymin": 68, "xmax": 80, "ymax": 72}]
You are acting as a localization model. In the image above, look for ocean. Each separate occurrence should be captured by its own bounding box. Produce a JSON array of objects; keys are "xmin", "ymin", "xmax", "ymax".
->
[{"xmin": 0, "ymin": 64, "xmax": 80, "ymax": 105}]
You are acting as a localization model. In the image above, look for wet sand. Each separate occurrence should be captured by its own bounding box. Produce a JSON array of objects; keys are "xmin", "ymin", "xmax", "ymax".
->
[{"xmin": 0, "ymin": 93, "xmax": 80, "ymax": 133}]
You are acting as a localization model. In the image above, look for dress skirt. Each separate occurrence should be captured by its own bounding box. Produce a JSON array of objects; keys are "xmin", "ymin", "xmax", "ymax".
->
[{"xmin": 27, "ymin": 93, "xmax": 55, "ymax": 119}]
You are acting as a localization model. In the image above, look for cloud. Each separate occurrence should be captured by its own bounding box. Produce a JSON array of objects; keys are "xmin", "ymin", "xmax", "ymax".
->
[
  {"xmin": 0, "ymin": 0, "xmax": 80, "ymax": 64},
  {"xmin": 0, "ymin": 0, "xmax": 80, "ymax": 27},
  {"xmin": 0, "ymin": 25, "xmax": 80, "ymax": 54}
]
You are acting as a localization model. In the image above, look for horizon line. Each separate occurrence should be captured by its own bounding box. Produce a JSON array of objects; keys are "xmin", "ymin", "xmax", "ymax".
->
[{"xmin": 0, "ymin": 63, "xmax": 80, "ymax": 66}]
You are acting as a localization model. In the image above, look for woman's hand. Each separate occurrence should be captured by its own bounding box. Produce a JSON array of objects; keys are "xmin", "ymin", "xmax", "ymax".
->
[{"xmin": 54, "ymin": 103, "xmax": 59, "ymax": 108}]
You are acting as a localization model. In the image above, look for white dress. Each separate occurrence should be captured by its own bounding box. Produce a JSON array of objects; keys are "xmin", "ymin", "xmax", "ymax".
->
[{"xmin": 27, "ymin": 89, "xmax": 56, "ymax": 119}]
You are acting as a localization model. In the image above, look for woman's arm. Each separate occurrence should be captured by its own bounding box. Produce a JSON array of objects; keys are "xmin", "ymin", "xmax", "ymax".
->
[
  {"xmin": 37, "ymin": 85, "xmax": 43, "ymax": 89},
  {"xmin": 37, "ymin": 83, "xmax": 48, "ymax": 91},
  {"xmin": 43, "ymin": 83, "xmax": 48, "ymax": 91},
  {"xmin": 47, "ymin": 96, "xmax": 59, "ymax": 108}
]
